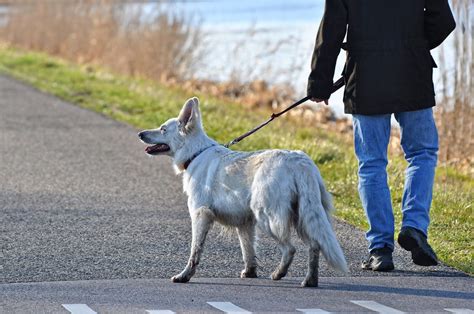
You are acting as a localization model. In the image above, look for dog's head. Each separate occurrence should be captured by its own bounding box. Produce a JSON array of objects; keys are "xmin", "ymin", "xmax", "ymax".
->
[{"xmin": 138, "ymin": 97, "xmax": 203, "ymax": 158}]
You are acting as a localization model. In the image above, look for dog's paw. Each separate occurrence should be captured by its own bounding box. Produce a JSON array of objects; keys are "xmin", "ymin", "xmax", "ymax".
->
[
  {"xmin": 240, "ymin": 268, "xmax": 258, "ymax": 278},
  {"xmin": 301, "ymin": 278, "xmax": 318, "ymax": 288},
  {"xmin": 171, "ymin": 274, "xmax": 191, "ymax": 283},
  {"xmin": 271, "ymin": 270, "xmax": 286, "ymax": 281}
]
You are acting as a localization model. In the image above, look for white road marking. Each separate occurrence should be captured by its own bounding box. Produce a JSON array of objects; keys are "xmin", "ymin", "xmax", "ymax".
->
[
  {"xmin": 146, "ymin": 311, "xmax": 176, "ymax": 314},
  {"xmin": 62, "ymin": 304, "xmax": 97, "ymax": 314},
  {"xmin": 297, "ymin": 309, "xmax": 331, "ymax": 314},
  {"xmin": 207, "ymin": 302, "xmax": 251, "ymax": 313},
  {"xmin": 351, "ymin": 300, "xmax": 405, "ymax": 314},
  {"xmin": 445, "ymin": 309, "xmax": 474, "ymax": 314}
]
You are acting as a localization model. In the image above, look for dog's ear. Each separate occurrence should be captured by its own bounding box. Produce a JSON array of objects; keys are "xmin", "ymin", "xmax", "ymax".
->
[{"xmin": 178, "ymin": 97, "xmax": 201, "ymax": 134}]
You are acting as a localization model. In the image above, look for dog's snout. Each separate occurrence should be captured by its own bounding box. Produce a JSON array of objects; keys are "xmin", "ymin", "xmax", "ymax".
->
[{"xmin": 138, "ymin": 131, "xmax": 145, "ymax": 140}]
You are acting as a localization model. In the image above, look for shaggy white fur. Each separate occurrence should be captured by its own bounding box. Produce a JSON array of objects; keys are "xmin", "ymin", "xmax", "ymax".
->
[{"xmin": 139, "ymin": 97, "xmax": 348, "ymax": 287}]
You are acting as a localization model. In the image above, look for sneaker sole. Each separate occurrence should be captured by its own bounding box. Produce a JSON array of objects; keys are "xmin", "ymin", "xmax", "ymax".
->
[
  {"xmin": 373, "ymin": 263, "xmax": 395, "ymax": 271},
  {"xmin": 361, "ymin": 261, "xmax": 394, "ymax": 272},
  {"xmin": 398, "ymin": 233, "xmax": 438, "ymax": 266}
]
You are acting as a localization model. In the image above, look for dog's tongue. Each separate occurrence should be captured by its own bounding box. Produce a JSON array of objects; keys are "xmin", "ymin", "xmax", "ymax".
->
[{"xmin": 145, "ymin": 144, "xmax": 169, "ymax": 154}]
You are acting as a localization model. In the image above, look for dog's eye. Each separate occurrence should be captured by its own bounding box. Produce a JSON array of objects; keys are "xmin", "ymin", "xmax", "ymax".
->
[{"xmin": 160, "ymin": 127, "xmax": 166, "ymax": 134}]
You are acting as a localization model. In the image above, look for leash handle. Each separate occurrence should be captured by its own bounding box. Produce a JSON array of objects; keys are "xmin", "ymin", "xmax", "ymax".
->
[{"xmin": 224, "ymin": 77, "xmax": 345, "ymax": 148}]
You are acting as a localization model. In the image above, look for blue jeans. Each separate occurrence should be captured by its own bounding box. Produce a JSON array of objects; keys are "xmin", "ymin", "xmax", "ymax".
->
[{"xmin": 352, "ymin": 108, "xmax": 438, "ymax": 252}]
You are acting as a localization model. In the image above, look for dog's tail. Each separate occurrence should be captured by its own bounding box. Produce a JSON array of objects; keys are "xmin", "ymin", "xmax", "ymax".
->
[{"xmin": 296, "ymin": 164, "xmax": 348, "ymax": 273}]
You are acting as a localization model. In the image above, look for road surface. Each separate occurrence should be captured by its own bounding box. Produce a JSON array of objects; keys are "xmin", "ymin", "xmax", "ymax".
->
[{"xmin": 0, "ymin": 75, "xmax": 471, "ymax": 313}]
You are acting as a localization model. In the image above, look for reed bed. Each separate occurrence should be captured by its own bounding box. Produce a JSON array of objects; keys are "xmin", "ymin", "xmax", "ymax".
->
[
  {"xmin": 435, "ymin": 0, "xmax": 473, "ymax": 173},
  {"xmin": 0, "ymin": 0, "xmax": 203, "ymax": 82},
  {"xmin": 0, "ymin": 0, "xmax": 472, "ymax": 173}
]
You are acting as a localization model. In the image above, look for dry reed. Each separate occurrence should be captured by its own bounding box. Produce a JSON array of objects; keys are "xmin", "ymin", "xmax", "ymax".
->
[
  {"xmin": 0, "ymin": 1, "xmax": 298, "ymax": 108},
  {"xmin": 0, "ymin": 1, "xmax": 471, "ymax": 173},
  {"xmin": 0, "ymin": 0, "xmax": 204, "ymax": 82},
  {"xmin": 435, "ymin": 0, "xmax": 473, "ymax": 173}
]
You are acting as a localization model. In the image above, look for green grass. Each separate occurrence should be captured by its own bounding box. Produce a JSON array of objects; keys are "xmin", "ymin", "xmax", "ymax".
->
[{"xmin": 0, "ymin": 46, "xmax": 472, "ymax": 274}]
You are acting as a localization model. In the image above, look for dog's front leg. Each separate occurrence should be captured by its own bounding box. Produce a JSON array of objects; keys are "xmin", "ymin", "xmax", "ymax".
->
[
  {"xmin": 237, "ymin": 224, "xmax": 258, "ymax": 278},
  {"xmin": 171, "ymin": 206, "xmax": 214, "ymax": 283}
]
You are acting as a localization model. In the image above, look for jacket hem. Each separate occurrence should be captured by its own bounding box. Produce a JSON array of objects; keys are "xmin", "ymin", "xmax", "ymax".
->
[{"xmin": 344, "ymin": 98, "xmax": 436, "ymax": 115}]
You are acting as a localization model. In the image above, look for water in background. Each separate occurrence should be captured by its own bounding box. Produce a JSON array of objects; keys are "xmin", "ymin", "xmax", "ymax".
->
[
  {"xmin": 0, "ymin": 1, "xmax": 456, "ymax": 116},
  {"xmin": 156, "ymin": 0, "xmax": 348, "ymax": 115},
  {"xmin": 161, "ymin": 0, "xmax": 454, "ymax": 117}
]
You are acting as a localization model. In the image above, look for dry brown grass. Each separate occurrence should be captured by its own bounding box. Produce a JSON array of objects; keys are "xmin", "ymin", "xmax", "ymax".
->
[
  {"xmin": 435, "ymin": 0, "xmax": 473, "ymax": 174},
  {"xmin": 0, "ymin": 0, "xmax": 300, "ymax": 108},
  {"xmin": 0, "ymin": 0, "xmax": 471, "ymax": 173},
  {"xmin": 0, "ymin": 0, "xmax": 203, "ymax": 82}
]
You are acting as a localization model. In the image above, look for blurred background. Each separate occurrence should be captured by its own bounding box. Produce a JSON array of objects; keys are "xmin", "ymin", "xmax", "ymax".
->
[{"xmin": 0, "ymin": 0, "xmax": 472, "ymax": 171}]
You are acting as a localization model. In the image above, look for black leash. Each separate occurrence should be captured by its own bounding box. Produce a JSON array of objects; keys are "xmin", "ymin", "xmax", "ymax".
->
[{"xmin": 224, "ymin": 77, "xmax": 345, "ymax": 148}]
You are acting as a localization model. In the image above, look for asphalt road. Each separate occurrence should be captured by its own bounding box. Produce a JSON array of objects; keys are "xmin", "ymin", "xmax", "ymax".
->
[
  {"xmin": 1, "ymin": 75, "xmax": 472, "ymax": 313},
  {"xmin": 1, "ymin": 277, "xmax": 473, "ymax": 314}
]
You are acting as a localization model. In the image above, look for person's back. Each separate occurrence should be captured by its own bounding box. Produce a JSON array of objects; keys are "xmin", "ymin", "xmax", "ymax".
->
[
  {"xmin": 346, "ymin": 0, "xmax": 425, "ymax": 41},
  {"xmin": 307, "ymin": 0, "xmax": 455, "ymax": 272},
  {"xmin": 308, "ymin": 0, "xmax": 456, "ymax": 114}
]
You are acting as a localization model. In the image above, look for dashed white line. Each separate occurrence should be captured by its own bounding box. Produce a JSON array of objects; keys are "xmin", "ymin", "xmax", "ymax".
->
[
  {"xmin": 351, "ymin": 300, "xmax": 405, "ymax": 314},
  {"xmin": 445, "ymin": 309, "xmax": 474, "ymax": 314},
  {"xmin": 207, "ymin": 302, "xmax": 251, "ymax": 313},
  {"xmin": 62, "ymin": 304, "xmax": 97, "ymax": 314},
  {"xmin": 57, "ymin": 301, "xmax": 473, "ymax": 314},
  {"xmin": 297, "ymin": 309, "xmax": 331, "ymax": 314}
]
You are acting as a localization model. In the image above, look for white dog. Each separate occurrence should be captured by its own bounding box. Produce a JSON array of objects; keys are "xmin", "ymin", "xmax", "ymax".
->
[{"xmin": 138, "ymin": 97, "xmax": 348, "ymax": 287}]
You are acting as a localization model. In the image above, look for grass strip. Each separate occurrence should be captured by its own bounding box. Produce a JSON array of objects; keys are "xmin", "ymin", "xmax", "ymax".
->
[{"xmin": 0, "ymin": 46, "xmax": 472, "ymax": 274}]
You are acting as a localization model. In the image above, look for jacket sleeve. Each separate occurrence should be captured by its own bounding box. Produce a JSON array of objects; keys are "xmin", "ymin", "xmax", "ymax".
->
[
  {"xmin": 424, "ymin": 0, "xmax": 456, "ymax": 50},
  {"xmin": 307, "ymin": 0, "xmax": 347, "ymax": 99}
]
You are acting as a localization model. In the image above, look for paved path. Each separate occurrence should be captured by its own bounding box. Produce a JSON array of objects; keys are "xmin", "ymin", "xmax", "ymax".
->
[
  {"xmin": 0, "ymin": 75, "xmax": 471, "ymax": 313},
  {"xmin": 1, "ymin": 277, "xmax": 473, "ymax": 313}
]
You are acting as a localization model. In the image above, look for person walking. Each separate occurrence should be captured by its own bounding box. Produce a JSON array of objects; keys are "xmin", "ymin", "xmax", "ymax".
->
[{"xmin": 307, "ymin": 0, "xmax": 456, "ymax": 271}]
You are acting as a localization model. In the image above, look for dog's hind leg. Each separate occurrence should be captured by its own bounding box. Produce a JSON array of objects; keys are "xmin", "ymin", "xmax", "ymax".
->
[
  {"xmin": 253, "ymin": 208, "xmax": 295, "ymax": 281},
  {"xmin": 171, "ymin": 206, "xmax": 214, "ymax": 283},
  {"xmin": 301, "ymin": 245, "xmax": 320, "ymax": 287},
  {"xmin": 271, "ymin": 236, "xmax": 296, "ymax": 281},
  {"xmin": 237, "ymin": 224, "xmax": 258, "ymax": 278}
]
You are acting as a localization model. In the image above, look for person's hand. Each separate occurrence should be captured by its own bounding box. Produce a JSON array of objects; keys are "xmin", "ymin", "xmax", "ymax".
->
[{"xmin": 311, "ymin": 98, "xmax": 329, "ymax": 105}]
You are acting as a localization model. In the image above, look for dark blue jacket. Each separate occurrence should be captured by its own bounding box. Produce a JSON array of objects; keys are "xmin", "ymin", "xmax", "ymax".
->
[{"xmin": 307, "ymin": 0, "xmax": 456, "ymax": 114}]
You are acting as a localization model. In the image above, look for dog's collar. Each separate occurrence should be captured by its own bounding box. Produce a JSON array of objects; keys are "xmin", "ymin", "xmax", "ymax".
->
[{"xmin": 183, "ymin": 145, "xmax": 217, "ymax": 171}]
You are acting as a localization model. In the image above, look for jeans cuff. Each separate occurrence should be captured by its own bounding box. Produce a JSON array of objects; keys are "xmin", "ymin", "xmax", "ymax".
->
[
  {"xmin": 401, "ymin": 224, "xmax": 428, "ymax": 238},
  {"xmin": 369, "ymin": 243, "xmax": 394, "ymax": 253}
]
